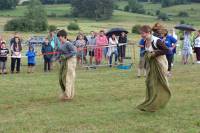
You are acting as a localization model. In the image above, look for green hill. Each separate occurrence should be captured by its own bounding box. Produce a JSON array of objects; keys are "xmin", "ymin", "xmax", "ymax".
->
[{"xmin": 0, "ymin": 2, "xmax": 199, "ymax": 34}]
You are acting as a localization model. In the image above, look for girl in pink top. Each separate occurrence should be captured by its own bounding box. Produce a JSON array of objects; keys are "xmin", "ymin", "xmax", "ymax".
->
[{"xmin": 95, "ymin": 30, "xmax": 108, "ymax": 65}]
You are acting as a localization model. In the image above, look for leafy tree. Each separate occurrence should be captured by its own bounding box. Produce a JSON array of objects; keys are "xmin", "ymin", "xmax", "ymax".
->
[
  {"xmin": 25, "ymin": 0, "xmax": 48, "ymax": 31},
  {"xmin": 40, "ymin": 0, "xmax": 71, "ymax": 4},
  {"xmin": 152, "ymin": 0, "xmax": 161, "ymax": 3},
  {"xmin": 157, "ymin": 12, "xmax": 169, "ymax": 21},
  {"xmin": 127, "ymin": 0, "xmax": 145, "ymax": 14},
  {"xmin": 161, "ymin": 0, "xmax": 190, "ymax": 7},
  {"xmin": 4, "ymin": 0, "xmax": 48, "ymax": 32},
  {"xmin": 0, "ymin": 0, "xmax": 19, "ymax": 10},
  {"xmin": 67, "ymin": 22, "xmax": 80, "ymax": 30},
  {"xmin": 71, "ymin": 0, "xmax": 114, "ymax": 20},
  {"xmin": 132, "ymin": 25, "xmax": 142, "ymax": 34},
  {"xmin": 178, "ymin": 11, "xmax": 189, "ymax": 17}
]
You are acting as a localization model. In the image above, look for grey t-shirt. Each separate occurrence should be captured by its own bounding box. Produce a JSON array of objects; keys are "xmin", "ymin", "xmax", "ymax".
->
[{"xmin": 58, "ymin": 41, "xmax": 77, "ymax": 59}]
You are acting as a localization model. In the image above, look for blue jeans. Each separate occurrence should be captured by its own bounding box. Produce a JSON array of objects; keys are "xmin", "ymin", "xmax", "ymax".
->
[{"xmin": 109, "ymin": 51, "xmax": 118, "ymax": 66}]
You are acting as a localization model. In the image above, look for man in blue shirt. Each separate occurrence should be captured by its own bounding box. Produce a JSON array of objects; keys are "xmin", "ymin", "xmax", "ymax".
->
[
  {"xmin": 137, "ymin": 38, "xmax": 146, "ymax": 78},
  {"xmin": 161, "ymin": 29, "xmax": 177, "ymax": 76}
]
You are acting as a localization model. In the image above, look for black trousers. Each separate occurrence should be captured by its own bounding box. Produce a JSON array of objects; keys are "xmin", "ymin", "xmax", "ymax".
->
[
  {"xmin": 11, "ymin": 58, "xmax": 21, "ymax": 72},
  {"xmin": 166, "ymin": 55, "xmax": 173, "ymax": 71},
  {"xmin": 44, "ymin": 58, "xmax": 51, "ymax": 71},
  {"xmin": 194, "ymin": 47, "xmax": 200, "ymax": 61}
]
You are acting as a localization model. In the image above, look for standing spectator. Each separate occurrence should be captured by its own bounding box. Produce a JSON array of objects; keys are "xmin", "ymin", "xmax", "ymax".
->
[
  {"xmin": 76, "ymin": 31, "xmax": 88, "ymax": 44},
  {"xmin": 161, "ymin": 29, "xmax": 177, "ymax": 77},
  {"xmin": 48, "ymin": 29, "xmax": 61, "ymax": 50},
  {"xmin": 118, "ymin": 32, "xmax": 127, "ymax": 64},
  {"xmin": 107, "ymin": 34, "xmax": 118, "ymax": 67},
  {"xmin": 48, "ymin": 30, "xmax": 56, "ymax": 49},
  {"xmin": 0, "ymin": 41, "xmax": 9, "ymax": 74},
  {"xmin": 182, "ymin": 31, "xmax": 194, "ymax": 64},
  {"xmin": 95, "ymin": 30, "xmax": 108, "ymax": 65},
  {"xmin": 87, "ymin": 31, "xmax": 96, "ymax": 65},
  {"xmin": 10, "ymin": 37, "xmax": 22, "ymax": 74},
  {"xmin": 137, "ymin": 38, "xmax": 146, "ymax": 78},
  {"xmin": 10, "ymin": 32, "xmax": 20, "ymax": 47},
  {"xmin": 26, "ymin": 46, "xmax": 36, "ymax": 73},
  {"xmin": 169, "ymin": 29, "xmax": 178, "ymax": 66},
  {"xmin": 194, "ymin": 30, "xmax": 200, "ymax": 64},
  {"xmin": 76, "ymin": 32, "xmax": 88, "ymax": 63},
  {"xmin": 48, "ymin": 30, "xmax": 61, "ymax": 69},
  {"xmin": 0, "ymin": 35, "xmax": 3, "ymax": 46},
  {"xmin": 41, "ymin": 38, "xmax": 53, "ymax": 72},
  {"xmin": 74, "ymin": 34, "xmax": 87, "ymax": 65}
]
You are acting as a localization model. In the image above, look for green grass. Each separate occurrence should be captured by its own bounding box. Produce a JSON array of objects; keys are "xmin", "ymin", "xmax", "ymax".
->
[
  {"xmin": 116, "ymin": 1, "xmax": 128, "ymax": 10},
  {"xmin": 0, "ymin": 4, "xmax": 71, "ymax": 17},
  {"xmin": 0, "ymin": 53, "xmax": 200, "ymax": 132},
  {"xmin": 44, "ymin": 4, "xmax": 71, "ymax": 17},
  {"xmin": 1, "ymin": 3, "xmax": 200, "ymax": 33},
  {"xmin": 0, "ymin": 2, "xmax": 200, "ymax": 132},
  {"xmin": 115, "ymin": 1, "xmax": 200, "ymax": 27},
  {"xmin": 142, "ymin": 2, "xmax": 200, "ymax": 26}
]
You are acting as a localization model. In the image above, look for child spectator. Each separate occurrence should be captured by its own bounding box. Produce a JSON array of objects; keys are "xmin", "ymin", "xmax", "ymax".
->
[
  {"xmin": 26, "ymin": 46, "xmax": 36, "ymax": 73},
  {"xmin": 0, "ymin": 41, "xmax": 9, "ymax": 74},
  {"xmin": 74, "ymin": 34, "xmax": 87, "ymax": 65},
  {"xmin": 87, "ymin": 31, "xmax": 96, "ymax": 65},
  {"xmin": 137, "ymin": 38, "xmax": 146, "ymax": 78},
  {"xmin": 41, "ymin": 38, "xmax": 53, "ymax": 72}
]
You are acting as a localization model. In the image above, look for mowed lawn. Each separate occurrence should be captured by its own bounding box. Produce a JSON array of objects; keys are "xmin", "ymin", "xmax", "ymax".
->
[
  {"xmin": 0, "ymin": 55, "xmax": 200, "ymax": 133},
  {"xmin": 0, "ymin": 2, "xmax": 200, "ymax": 133},
  {"xmin": 0, "ymin": 4, "xmax": 71, "ymax": 17}
]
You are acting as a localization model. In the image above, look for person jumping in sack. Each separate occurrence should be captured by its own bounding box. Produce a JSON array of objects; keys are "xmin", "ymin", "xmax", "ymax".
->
[{"xmin": 56, "ymin": 30, "xmax": 77, "ymax": 101}]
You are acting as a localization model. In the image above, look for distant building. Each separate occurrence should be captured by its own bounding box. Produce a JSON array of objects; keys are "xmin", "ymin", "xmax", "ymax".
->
[{"xmin": 18, "ymin": 0, "xmax": 30, "ymax": 5}]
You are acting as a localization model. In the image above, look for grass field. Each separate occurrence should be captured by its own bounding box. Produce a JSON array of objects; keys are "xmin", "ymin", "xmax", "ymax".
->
[
  {"xmin": 0, "ymin": 2, "xmax": 200, "ymax": 37},
  {"xmin": 0, "ymin": 53, "xmax": 200, "ymax": 132},
  {"xmin": 0, "ymin": 4, "xmax": 71, "ymax": 17},
  {"xmin": 0, "ymin": 2, "xmax": 200, "ymax": 133}
]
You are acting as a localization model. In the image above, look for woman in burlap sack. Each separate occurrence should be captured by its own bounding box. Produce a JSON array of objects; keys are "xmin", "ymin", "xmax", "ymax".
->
[{"xmin": 137, "ymin": 25, "xmax": 171, "ymax": 112}]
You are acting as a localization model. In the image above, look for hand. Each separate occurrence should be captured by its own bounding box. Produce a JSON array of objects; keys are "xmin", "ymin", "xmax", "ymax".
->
[
  {"xmin": 169, "ymin": 47, "xmax": 174, "ymax": 51},
  {"xmin": 147, "ymin": 52, "xmax": 155, "ymax": 59},
  {"xmin": 60, "ymin": 55, "xmax": 66, "ymax": 60}
]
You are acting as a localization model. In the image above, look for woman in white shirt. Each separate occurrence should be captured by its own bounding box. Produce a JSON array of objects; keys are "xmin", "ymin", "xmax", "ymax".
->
[
  {"xmin": 194, "ymin": 30, "xmax": 200, "ymax": 63},
  {"xmin": 11, "ymin": 37, "xmax": 22, "ymax": 73},
  {"xmin": 108, "ymin": 34, "xmax": 118, "ymax": 67}
]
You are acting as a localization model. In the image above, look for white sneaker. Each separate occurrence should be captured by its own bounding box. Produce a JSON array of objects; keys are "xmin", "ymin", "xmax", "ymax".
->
[{"xmin": 196, "ymin": 61, "xmax": 200, "ymax": 64}]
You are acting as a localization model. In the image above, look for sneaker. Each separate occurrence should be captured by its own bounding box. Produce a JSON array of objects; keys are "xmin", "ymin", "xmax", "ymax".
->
[{"xmin": 167, "ymin": 72, "xmax": 172, "ymax": 77}]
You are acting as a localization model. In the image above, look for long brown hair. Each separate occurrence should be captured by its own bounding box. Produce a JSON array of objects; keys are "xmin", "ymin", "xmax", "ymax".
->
[{"xmin": 13, "ymin": 37, "xmax": 22, "ymax": 51}]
